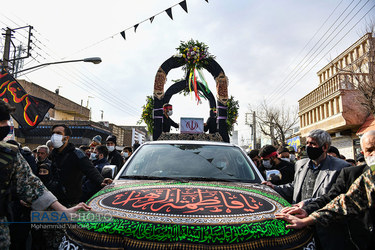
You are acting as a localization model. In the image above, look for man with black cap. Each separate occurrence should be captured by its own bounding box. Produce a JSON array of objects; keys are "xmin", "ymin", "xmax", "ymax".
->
[
  {"xmin": 106, "ymin": 135, "xmax": 124, "ymax": 174},
  {"xmin": 327, "ymin": 146, "xmax": 340, "ymax": 158},
  {"xmin": 259, "ymin": 145, "xmax": 295, "ymax": 185},
  {"xmin": 0, "ymin": 100, "xmax": 91, "ymax": 249}
]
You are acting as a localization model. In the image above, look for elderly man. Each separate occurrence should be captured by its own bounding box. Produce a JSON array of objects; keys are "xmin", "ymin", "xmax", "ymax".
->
[
  {"xmin": 36, "ymin": 145, "xmax": 51, "ymax": 167},
  {"xmin": 276, "ymin": 130, "xmax": 375, "ymax": 249},
  {"xmin": 263, "ymin": 129, "xmax": 350, "ymax": 249}
]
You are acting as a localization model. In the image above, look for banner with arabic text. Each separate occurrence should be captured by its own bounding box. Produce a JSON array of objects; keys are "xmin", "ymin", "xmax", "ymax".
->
[{"xmin": 0, "ymin": 67, "xmax": 54, "ymax": 130}]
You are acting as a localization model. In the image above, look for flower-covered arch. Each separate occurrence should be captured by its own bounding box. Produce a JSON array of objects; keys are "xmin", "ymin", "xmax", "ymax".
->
[{"xmin": 152, "ymin": 40, "xmax": 230, "ymax": 142}]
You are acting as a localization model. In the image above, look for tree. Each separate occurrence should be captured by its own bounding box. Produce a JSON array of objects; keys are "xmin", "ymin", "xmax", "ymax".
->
[
  {"xmin": 334, "ymin": 24, "xmax": 375, "ymax": 115},
  {"xmin": 250, "ymin": 100, "xmax": 299, "ymax": 146}
]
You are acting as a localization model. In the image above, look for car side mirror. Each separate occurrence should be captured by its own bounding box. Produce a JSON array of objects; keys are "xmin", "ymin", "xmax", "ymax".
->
[
  {"xmin": 101, "ymin": 165, "xmax": 117, "ymax": 179},
  {"xmin": 266, "ymin": 169, "xmax": 282, "ymax": 182}
]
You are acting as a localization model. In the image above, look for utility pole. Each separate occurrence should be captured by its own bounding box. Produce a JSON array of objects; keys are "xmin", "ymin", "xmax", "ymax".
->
[
  {"xmin": 100, "ymin": 110, "xmax": 104, "ymax": 121},
  {"xmin": 246, "ymin": 111, "xmax": 257, "ymax": 149},
  {"xmin": 270, "ymin": 122, "xmax": 275, "ymax": 146},
  {"xmin": 2, "ymin": 28, "xmax": 13, "ymax": 70},
  {"xmin": 252, "ymin": 111, "xmax": 256, "ymax": 149},
  {"xmin": 2, "ymin": 26, "xmax": 33, "ymax": 73}
]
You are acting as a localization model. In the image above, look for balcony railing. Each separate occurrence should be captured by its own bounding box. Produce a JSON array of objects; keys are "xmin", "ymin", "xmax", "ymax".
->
[{"xmin": 299, "ymin": 73, "xmax": 354, "ymax": 111}]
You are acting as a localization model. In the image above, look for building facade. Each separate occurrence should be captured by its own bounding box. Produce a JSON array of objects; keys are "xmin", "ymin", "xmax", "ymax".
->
[{"xmin": 298, "ymin": 33, "xmax": 374, "ymax": 158}]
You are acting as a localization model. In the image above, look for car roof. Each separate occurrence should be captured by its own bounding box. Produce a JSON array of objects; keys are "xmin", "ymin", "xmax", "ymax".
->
[{"xmin": 143, "ymin": 140, "xmax": 238, "ymax": 147}]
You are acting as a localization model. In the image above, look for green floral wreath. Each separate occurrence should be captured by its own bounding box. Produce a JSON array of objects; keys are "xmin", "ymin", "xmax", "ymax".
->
[
  {"xmin": 226, "ymin": 96, "xmax": 239, "ymax": 136},
  {"xmin": 137, "ymin": 95, "xmax": 154, "ymax": 134},
  {"xmin": 176, "ymin": 39, "xmax": 215, "ymax": 72},
  {"xmin": 138, "ymin": 95, "xmax": 239, "ymax": 136}
]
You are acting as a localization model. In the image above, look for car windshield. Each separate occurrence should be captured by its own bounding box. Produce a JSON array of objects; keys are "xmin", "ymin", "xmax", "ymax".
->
[{"xmin": 120, "ymin": 143, "xmax": 261, "ymax": 183}]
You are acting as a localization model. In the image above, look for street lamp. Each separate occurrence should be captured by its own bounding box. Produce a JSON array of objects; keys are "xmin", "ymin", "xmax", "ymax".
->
[{"xmin": 14, "ymin": 57, "xmax": 102, "ymax": 75}]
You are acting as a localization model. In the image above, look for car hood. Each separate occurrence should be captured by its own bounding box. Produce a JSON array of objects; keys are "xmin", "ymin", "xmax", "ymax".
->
[{"xmin": 65, "ymin": 180, "xmax": 313, "ymax": 249}]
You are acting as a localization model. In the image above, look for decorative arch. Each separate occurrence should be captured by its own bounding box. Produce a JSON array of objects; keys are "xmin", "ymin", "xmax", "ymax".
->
[{"xmin": 153, "ymin": 56, "xmax": 229, "ymax": 142}]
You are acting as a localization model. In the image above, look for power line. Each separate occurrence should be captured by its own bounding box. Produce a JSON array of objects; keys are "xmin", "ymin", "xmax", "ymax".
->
[
  {"xmin": 267, "ymin": 0, "xmax": 371, "ymax": 106},
  {"xmin": 0, "ymin": 13, "xmax": 142, "ymax": 119},
  {"xmin": 266, "ymin": 0, "xmax": 347, "ymax": 101},
  {"xmin": 267, "ymin": 0, "xmax": 361, "ymax": 103},
  {"xmin": 269, "ymin": 3, "xmax": 375, "ymax": 106}
]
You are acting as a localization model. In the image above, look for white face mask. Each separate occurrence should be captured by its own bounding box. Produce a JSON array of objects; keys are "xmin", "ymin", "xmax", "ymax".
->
[
  {"xmin": 123, "ymin": 152, "xmax": 129, "ymax": 158},
  {"xmin": 167, "ymin": 110, "xmax": 173, "ymax": 116},
  {"xmin": 51, "ymin": 134, "xmax": 64, "ymax": 149},
  {"xmin": 365, "ymin": 155, "xmax": 375, "ymax": 169},
  {"xmin": 107, "ymin": 145, "xmax": 115, "ymax": 152},
  {"xmin": 281, "ymin": 157, "xmax": 290, "ymax": 162},
  {"xmin": 262, "ymin": 160, "xmax": 272, "ymax": 169},
  {"xmin": 89, "ymin": 152, "xmax": 97, "ymax": 160}
]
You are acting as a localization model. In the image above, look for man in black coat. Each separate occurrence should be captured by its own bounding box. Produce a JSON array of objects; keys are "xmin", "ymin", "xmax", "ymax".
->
[
  {"xmin": 259, "ymin": 145, "xmax": 295, "ymax": 185},
  {"xmin": 204, "ymin": 109, "xmax": 217, "ymax": 134},
  {"xmin": 162, "ymin": 103, "xmax": 179, "ymax": 133},
  {"xmin": 265, "ymin": 129, "xmax": 351, "ymax": 250},
  {"xmin": 49, "ymin": 124, "xmax": 109, "ymax": 206},
  {"xmin": 106, "ymin": 135, "xmax": 124, "ymax": 174}
]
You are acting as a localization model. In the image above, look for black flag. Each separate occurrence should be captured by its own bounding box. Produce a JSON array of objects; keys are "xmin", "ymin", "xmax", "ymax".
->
[
  {"xmin": 150, "ymin": 16, "xmax": 155, "ymax": 23},
  {"xmin": 120, "ymin": 31, "xmax": 126, "ymax": 40},
  {"xmin": 179, "ymin": 1, "xmax": 188, "ymax": 13},
  {"xmin": 134, "ymin": 24, "xmax": 139, "ymax": 33},
  {"xmin": 0, "ymin": 67, "xmax": 54, "ymax": 131},
  {"xmin": 165, "ymin": 8, "xmax": 173, "ymax": 20}
]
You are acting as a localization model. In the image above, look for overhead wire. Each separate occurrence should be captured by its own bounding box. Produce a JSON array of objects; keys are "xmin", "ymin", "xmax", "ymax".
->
[
  {"xmin": 266, "ymin": 0, "xmax": 347, "ymax": 101},
  {"xmin": 266, "ymin": 0, "xmax": 362, "ymax": 103},
  {"xmin": 267, "ymin": 0, "xmax": 371, "ymax": 106},
  {"xmin": 269, "ymin": 3, "xmax": 375, "ymax": 106},
  {"xmin": 0, "ymin": 13, "xmax": 142, "ymax": 119}
]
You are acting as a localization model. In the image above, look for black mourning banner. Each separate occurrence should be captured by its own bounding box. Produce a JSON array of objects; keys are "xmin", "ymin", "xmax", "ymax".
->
[
  {"xmin": 165, "ymin": 8, "xmax": 173, "ymax": 20},
  {"xmin": 0, "ymin": 68, "xmax": 54, "ymax": 131},
  {"xmin": 134, "ymin": 24, "xmax": 139, "ymax": 33},
  {"xmin": 120, "ymin": 31, "xmax": 126, "ymax": 40},
  {"xmin": 179, "ymin": 0, "xmax": 188, "ymax": 13}
]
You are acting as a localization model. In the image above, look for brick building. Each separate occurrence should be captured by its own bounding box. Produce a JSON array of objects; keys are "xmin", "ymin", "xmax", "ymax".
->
[{"xmin": 298, "ymin": 33, "xmax": 374, "ymax": 158}]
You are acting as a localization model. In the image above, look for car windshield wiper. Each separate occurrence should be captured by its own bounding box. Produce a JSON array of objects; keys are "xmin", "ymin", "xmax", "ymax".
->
[
  {"xmin": 119, "ymin": 175, "xmax": 189, "ymax": 182},
  {"xmin": 183, "ymin": 176, "xmax": 246, "ymax": 183}
]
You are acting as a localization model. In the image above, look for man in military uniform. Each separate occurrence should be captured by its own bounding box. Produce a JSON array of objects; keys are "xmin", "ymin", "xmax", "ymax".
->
[
  {"xmin": 276, "ymin": 130, "xmax": 375, "ymax": 235},
  {"xmin": 0, "ymin": 100, "xmax": 91, "ymax": 249}
]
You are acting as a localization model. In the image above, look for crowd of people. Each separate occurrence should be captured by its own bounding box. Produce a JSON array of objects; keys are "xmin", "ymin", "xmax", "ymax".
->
[
  {"xmin": 248, "ymin": 129, "xmax": 375, "ymax": 250},
  {"xmin": 0, "ymin": 99, "xmax": 143, "ymax": 249},
  {"xmin": 2, "ymin": 92, "xmax": 375, "ymax": 250}
]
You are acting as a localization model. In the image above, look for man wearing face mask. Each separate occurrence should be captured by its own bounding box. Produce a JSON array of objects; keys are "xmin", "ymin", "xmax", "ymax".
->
[
  {"xmin": 122, "ymin": 146, "xmax": 132, "ymax": 162},
  {"xmin": 106, "ymin": 135, "xmax": 124, "ymax": 174},
  {"xmin": 277, "ymin": 130, "xmax": 375, "ymax": 250},
  {"xmin": 277, "ymin": 146, "xmax": 291, "ymax": 162},
  {"xmin": 259, "ymin": 145, "xmax": 295, "ymax": 185},
  {"xmin": 263, "ymin": 129, "xmax": 350, "ymax": 249},
  {"xmin": 0, "ymin": 101, "xmax": 91, "ymax": 249},
  {"xmin": 49, "ymin": 124, "xmax": 111, "ymax": 206},
  {"xmin": 162, "ymin": 103, "xmax": 179, "ymax": 133}
]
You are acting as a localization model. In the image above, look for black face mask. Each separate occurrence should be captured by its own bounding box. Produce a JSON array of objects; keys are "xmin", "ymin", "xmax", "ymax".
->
[
  {"xmin": 0, "ymin": 126, "xmax": 10, "ymax": 141},
  {"xmin": 38, "ymin": 174, "xmax": 51, "ymax": 184},
  {"xmin": 306, "ymin": 146, "xmax": 324, "ymax": 160}
]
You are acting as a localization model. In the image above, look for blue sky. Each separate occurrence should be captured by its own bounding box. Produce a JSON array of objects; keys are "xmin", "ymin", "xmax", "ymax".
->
[{"xmin": 1, "ymin": 0, "xmax": 374, "ymax": 144}]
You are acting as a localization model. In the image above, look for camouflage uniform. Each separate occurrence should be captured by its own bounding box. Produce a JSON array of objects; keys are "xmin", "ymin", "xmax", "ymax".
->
[
  {"xmin": 310, "ymin": 168, "xmax": 375, "ymax": 227},
  {"xmin": 0, "ymin": 142, "xmax": 57, "ymax": 249}
]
